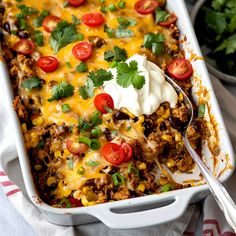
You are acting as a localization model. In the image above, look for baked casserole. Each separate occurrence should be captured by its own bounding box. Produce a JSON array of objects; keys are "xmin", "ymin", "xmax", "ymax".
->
[{"xmin": 1, "ymin": 0, "xmax": 208, "ymax": 208}]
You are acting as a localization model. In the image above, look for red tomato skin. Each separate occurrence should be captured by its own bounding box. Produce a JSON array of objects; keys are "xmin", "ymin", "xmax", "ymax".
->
[
  {"xmin": 67, "ymin": 0, "xmax": 86, "ymax": 7},
  {"xmin": 13, "ymin": 39, "xmax": 35, "ymax": 55},
  {"xmin": 43, "ymin": 15, "xmax": 61, "ymax": 32},
  {"xmin": 167, "ymin": 58, "xmax": 193, "ymax": 80},
  {"xmin": 135, "ymin": 0, "xmax": 159, "ymax": 15},
  {"xmin": 82, "ymin": 12, "xmax": 104, "ymax": 27},
  {"xmin": 72, "ymin": 42, "xmax": 93, "ymax": 61},
  {"xmin": 37, "ymin": 56, "xmax": 59, "ymax": 73},
  {"xmin": 66, "ymin": 140, "xmax": 88, "ymax": 155},
  {"xmin": 121, "ymin": 143, "xmax": 133, "ymax": 162},
  {"xmin": 159, "ymin": 14, "xmax": 178, "ymax": 27},
  {"xmin": 94, "ymin": 93, "xmax": 114, "ymax": 114},
  {"xmin": 102, "ymin": 143, "xmax": 125, "ymax": 166},
  {"xmin": 69, "ymin": 197, "xmax": 82, "ymax": 207}
]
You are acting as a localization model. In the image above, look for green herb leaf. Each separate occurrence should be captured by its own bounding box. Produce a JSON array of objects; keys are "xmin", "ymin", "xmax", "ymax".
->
[
  {"xmin": 79, "ymin": 78, "xmax": 94, "ymax": 99},
  {"xmin": 33, "ymin": 10, "xmax": 50, "ymax": 27},
  {"xmin": 34, "ymin": 30, "xmax": 44, "ymax": 46},
  {"xmin": 115, "ymin": 29, "xmax": 134, "ymax": 38},
  {"xmin": 17, "ymin": 4, "xmax": 38, "ymax": 16},
  {"xmin": 215, "ymin": 33, "xmax": 236, "ymax": 54},
  {"xmin": 88, "ymin": 69, "xmax": 113, "ymax": 87},
  {"xmin": 112, "ymin": 173, "xmax": 125, "ymax": 186},
  {"xmin": 91, "ymin": 126, "xmax": 102, "ymax": 137},
  {"xmin": 22, "ymin": 77, "xmax": 42, "ymax": 91},
  {"xmin": 127, "ymin": 163, "xmax": 139, "ymax": 176},
  {"xmin": 49, "ymin": 21, "xmax": 83, "ymax": 53},
  {"xmin": 116, "ymin": 60, "xmax": 145, "ymax": 89},
  {"xmin": 61, "ymin": 104, "xmax": 71, "ymax": 113},
  {"xmin": 118, "ymin": 1, "xmax": 126, "ymax": 9},
  {"xmin": 104, "ymin": 46, "xmax": 128, "ymax": 62},
  {"xmin": 104, "ymin": 24, "xmax": 115, "ymax": 38},
  {"xmin": 91, "ymin": 110, "xmax": 102, "ymax": 126},
  {"xmin": 86, "ymin": 160, "xmax": 99, "ymax": 166},
  {"xmin": 59, "ymin": 198, "xmax": 71, "ymax": 208},
  {"xmin": 143, "ymin": 32, "xmax": 165, "ymax": 56},
  {"xmin": 117, "ymin": 17, "xmax": 137, "ymax": 29},
  {"xmin": 211, "ymin": 0, "xmax": 226, "ymax": 11},
  {"xmin": 198, "ymin": 103, "xmax": 206, "ymax": 118},
  {"xmin": 48, "ymin": 81, "xmax": 74, "ymax": 102},
  {"xmin": 90, "ymin": 139, "xmax": 101, "ymax": 150},
  {"xmin": 100, "ymin": 6, "xmax": 108, "ymax": 13},
  {"xmin": 79, "ymin": 136, "xmax": 91, "ymax": 146},
  {"xmin": 72, "ymin": 15, "xmax": 81, "ymax": 25},
  {"xmin": 126, "ymin": 126, "xmax": 131, "ymax": 131},
  {"xmin": 65, "ymin": 61, "xmax": 72, "ymax": 68},
  {"xmin": 161, "ymin": 184, "xmax": 173, "ymax": 192},
  {"xmin": 76, "ymin": 62, "xmax": 88, "ymax": 72},
  {"xmin": 155, "ymin": 8, "xmax": 170, "ymax": 24},
  {"xmin": 108, "ymin": 3, "xmax": 117, "ymax": 12}
]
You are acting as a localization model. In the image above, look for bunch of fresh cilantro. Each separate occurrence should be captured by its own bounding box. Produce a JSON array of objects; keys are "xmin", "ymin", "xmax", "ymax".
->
[{"xmin": 197, "ymin": 0, "xmax": 236, "ymax": 76}]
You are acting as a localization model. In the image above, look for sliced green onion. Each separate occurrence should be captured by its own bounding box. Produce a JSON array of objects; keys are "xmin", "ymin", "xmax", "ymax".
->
[
  {"xmin": 161, "ymin": 184, "xmax": 172, "ymax": 192},
  {"xmin": 104, "ymin": 106, "xmax": 113, "ymax": 113},
  {"xmin": 86, "ymin": 160, "xmax": 99, "ymax": 166},
  {"xmin": 127, "ymin": 163, "xmax": 139, "ymax": 176},
  {"xmin": 59, "ymin": 198, "xmax": 71, "ymax": 208},
  {"xmin": 100, "ymin": 6, "xmax": 108, "ymax": 13},
  {"xmin": 79, "ymin": 136, "xmax": 92, "ymax": 146},
  {"xmin": 111, "ymin": 130, "xmax": 118, "ymax": 135},
  {"xmin": 61, "ymin": 104, "xmax": 71, "ymax": 113},
  {"xmin": 108, "ymin": 4, "xmax": 117, "ymax": 11},
  {"xmin": 112, "ymin": 173, "xmax": 125, "ymax": 186},
  {"xmin": 198, "ymin": 103, "xmax": 205, "ymax": 118},
  {"xmin": 65, "ymin": 61, "xmax": 72, "ymax": 68},
  {"xmin": 90, "ymin": 139, "xmax": 101, "ymax": 150},
  {"xmin": 18, "ymin": 18, "xmax": 27, "ymax": 30},
  {"xmin": 115, "ymin": 29, "xmax": 134, "ymax": 38},
  {"xmin": 91, "ymin": 110, "xmax": 102, "ymax": 125},
  {"xmin": 91, "ymin": 126, "xmax": 102, "ymax": 137},
  {"xmin": 118, "ymin": 1, "xmax": 126, "ymax": 9},
  {"xmin": 34, "ymin": 30, "xmax": 44, "ymax": 46},
  {"xmin": 67, "ymin": 159, "xmax": 74, "ymax": 170},
  {"xmin": 41, "ymin": 10, "xmax": 50, "ymax": 17}
]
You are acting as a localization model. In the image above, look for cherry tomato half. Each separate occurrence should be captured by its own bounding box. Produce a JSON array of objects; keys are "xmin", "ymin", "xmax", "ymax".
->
[
  {"xmin": 13, "ymin": 39, "xmax": 35, "ymax": 55},
  {"xmin": 72, "ymin": 42, "xmax": 93, "ymax": 61},
  {"xmin": 37, "ymin": 56, "xmax": 59, "ymax": 73},
  {"xmin": 102, "ymin": 143, "xmax": 125, "ymax": 166},
  {"xmin": 82, "ymin": 12, "xmax": 104, "ymax": 27},
  {"xmin": 167, "ymin": 58, "xmax": 193, "ymax": 80},
  {"xmin": 67, "ymin": 0, "xmax": 86, "ymax": 7},
  {"xmin": 94, "ymin": 93, "xmax": 114, "ymax": 114},
  {"xmin": 69, "ymin": 197, "xmax": 82, "ymax": 207},
  {"xmin": 135, "ymin": 0, "xmax": 158, "ymax": 14},
  {"xmin": 121, "ymin": 143, "xmax": 133, "ymax": 162},
  {"xmin": 159, "ymin": 14, "xmax": 178, "ymax": 27},
  {"xmin": 43, "ymin": 15, "xmax": 61, "ymax": 33},
  {"xmin": 66, "ymin": 140, "xmax": 88, "ymax": 155}
]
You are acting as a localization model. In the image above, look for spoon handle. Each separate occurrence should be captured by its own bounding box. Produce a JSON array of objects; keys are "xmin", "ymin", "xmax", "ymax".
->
[{"xmin": 183, "ymin": 136, "xmax": 236, "ymax": 232}]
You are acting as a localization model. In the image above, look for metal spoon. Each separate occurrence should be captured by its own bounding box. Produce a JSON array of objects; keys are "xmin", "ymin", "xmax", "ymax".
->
[{"xmin": 165, "ymin": 75, "xmax": 236, "ymax": 231}]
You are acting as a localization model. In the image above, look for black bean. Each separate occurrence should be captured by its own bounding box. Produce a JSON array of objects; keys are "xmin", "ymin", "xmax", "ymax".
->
[
  {"xmin": 0, "ymin": 6, "xmax": 5, "ymax": 14},
  {"xmin": 3, "ymin": 22, "xmax": 10, "ymax": 33},
  {"xmin": 191, "ymin": 120, "xmax": 201, "ymax": 132},
  {"xmin": 169, "ymin": 116, "xmax": 185, "ymax": 132},
  {"xmin": 17, "ymin": 31, "xmax": 29, "ymax": 39},
  {"xmin": 103, "ymin": 128, "xmax": 113, "ymax": 141},
  {"xmin": 88, "ymin": 36, "xmax": 105, "ymax": 48},
  {"xmin": 159, "ymin": 122, "xmax": 167, "ymax": 131},
  {"xmin": 0, "ymin": 30, "xmax": 4, "ymax": 42},
  {"xmin": 55, "ymin": 125, "xmax": 69, "ymax": 135},
  {"xmin": 49, "ymin": 183, "xmax": 57, "ymax": 190},
  {"xmin": 143, "ymin": 121, "xmax": 153, "ymax": 137},
  {"xmin": 113, "ymin": 111, "xmax": 129, "ymax": 120}
]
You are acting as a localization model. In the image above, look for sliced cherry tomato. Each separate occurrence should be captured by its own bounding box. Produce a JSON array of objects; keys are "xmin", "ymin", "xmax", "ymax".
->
[
  {"xmin": 167, "ymin": 58, "xmax": 193, "ymax": 80},
  {"xmin": 69, "ymin": 197, "xmax": 82, "ymax": 207},
  {"xmin": 82, "ymin": 12, "xmax": 104, "ymax": 27},
  {"xmin": 67, "ymin": 0, "xmax": 86, "ymax": 7},
  {"xmin": 94, "ymin": 93, "xmax": 114, "ymax": 114},
  {"xmin": 159, "ymin": 14, "xmax": 178, "ymax": 27},
  {"xmin": 43, "ymin": 15, "xmax": 61, "ymax": 32},
  {"xmin": 135, "ymin": 0, "xmax": 158, "ymax": 14},
  {"xmin": 72, "ymin": 42, "xmax": 93, "ymax": 61},
  {"xmin": 121, "ymin": 143, "xmax": 133, "ymax": 162},
  {"xmin": 37, "ymin": 56, "xmax": 59, "ymax": 73},
  {"xmin": 102, "ymin": 143, "xmax": 125, "ymax": 166},
  {"xmin": 13, "ymin": 39, "xmax": 35, "ymax": 55},
  {"xmin": 66, "ymin": 140, "xmax": 88, "ymax": 155}
]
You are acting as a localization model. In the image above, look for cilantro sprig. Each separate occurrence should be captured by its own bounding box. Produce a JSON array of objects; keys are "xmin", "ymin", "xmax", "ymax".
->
[
  {"xmin": 116, "ymin": 60, "xmax": 145, "ymax": 90},
  {"xmin": 22, "ymin": 77, "xmax": 42, "ymax": 91},
  {"xmin": 104, "ymin": 46, "xmax": 128, "ymax": 62}
]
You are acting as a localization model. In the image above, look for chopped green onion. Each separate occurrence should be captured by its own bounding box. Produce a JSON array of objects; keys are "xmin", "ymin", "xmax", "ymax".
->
[
  {"xmin": 161, "ymin": 184, "xmax": 173, "ymax": 192},
  {"xmin": 76, "ymin": 62, "xmax": 88, "ymax": 72},
  {"xmin": 41, "ymin": 10, "xmax": 50, "ymax": 17},
  {"xmin": 91, "ymin": 110, "xmax": 102, "ymax": 126},
  {"xmin": 111, "ymin": 130, "xmax": 118, "ymax": 135},
  {"xmin": 86, "ymin": 160, "xmax": 99, "ymax": 166},
  {"xmin": 37, "ymin": 141, "xmax": 45, "ymax": 149},
  {"xmin": 67, "ymin": 159, "xmax": 74, "ymax": 170},
  {"xmin": 63, "ymin": 1, "xmax": 69, "ymax": 7},
  {"xmin": 59, "ymin": 198, "xmax": 71, "ymax": 208},
  {"xmin": 79, "ymin": 136, "xmax": 91, "ymax": 146},
  {"xmin": 126, "ymin": 126, "xmax": 131, "ymax": 131},
  {"xmin": 104, "ymin": 106, "xmax": 113, "ymax": 113},
  {"xmin": 61, "ymin": 104, "xmax": 71, "ymax": 113},
  {"xmin": 118, "ymin": 1, "xmax": 126, "ymax": 9},
  {"xmin": 91, "ymin": 126, "xmax": 102, "ymax": 137},
  {"xmin": 127, "ymin": 163, "xmax": 139, "ymax": 176},
  {"xmin": 18, "ymin": 18, "xmax": 27, "ymax": 30},
  {"xmin": 198, "ymin": 103, "xmax": 206, "ymax": 118},
  {"xmin": 108, "ymin": 4, "xmax": 117, "ymax": 11},
  {"xmin": 34, "ymin": 30, "xmax": 44, "ymax": 46},
  {"xmin": 66, "ymin": 61, "xmax": 72, "ymax": 68},
  {"xmin": 100, "ymin": 0, "xmax": 105, "ymax": 3},
  {"xmin": 90, "ymin": 139, "xmax": 101, "ymax": 150},
  {"xmin": 112, "ymin": 173, "xmax": 125, "ymax": 186},
  {"xmin": 100, "ymin": 6, "xmax": 108, "ymax": 13},
  {"xmin": 115, "ymin": 29, "xmax": 134, "ymax": 38}
]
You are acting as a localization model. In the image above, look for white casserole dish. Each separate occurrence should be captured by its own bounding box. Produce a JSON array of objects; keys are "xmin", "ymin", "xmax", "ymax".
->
[{"xmin": 1, "ymin": 0, "xmax": 235, "ymax": 229}]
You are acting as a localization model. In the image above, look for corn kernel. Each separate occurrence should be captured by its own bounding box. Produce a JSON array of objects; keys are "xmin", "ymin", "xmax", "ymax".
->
[
  {"xmin": 82, "ymin": 187, "xmax": 92, "ymax": 194},
  {"xmin": 156, "ymin": 106, "xmax": 164, "ymax": 115},
  {"xmin": 21, "ymin": 123, "xmax": 27, "ymax": 133},
  {"xmin": 178, "ymin": 93, "xmax": 184, "ymax": 102},
  {"xmin": 171, "ymin": 44, "xmax": 178, "ymax": 51},
  {"xmin": 138, "ymin": 163, "xmax": 146, "ymax": 170},
  {"xmin": 161, "ymin": 134, "xmax": 172, "ymax": 142},
  {"xmin": 32, "ymin": 116, "xmax": 44, "ymax": 126},
  {"xmin": 63, "ymin": 149, "xmax": 70, "ymax": 157},
  {"xmin": 138, "ymin": 115, "xmax": 145, "ymax": 123},
  {"xmin": 34, "ymin": 164, "xmax": 42, "ymax": 171},
  {"xmin": 159, "ymin": 177, "xmax": 169, "ymax": 186},
  {"xmin": 162, "ymin": 109, "xmax": 170, "ymax": 119},
  {"xmin": 166, "ymin": 158, "xmax": 175, "ymax": 168},
  {"xmin": 156, "ymin": 117, "xmax": 164, "ymax": 124},
  {"xmin": 175, "ymin": 132, "xmax": 182, "ymax": 142},
  {"xmin": 47, "ymin": 176, "xmax": 56, "ymax": 186},
  {"xmin": 38, "ymin": 149, "xmax": 47, "ymax": 158},
  {"xmin": 31, "ymin": 141, "xmax": 39, "ymax": 148},
  {"xmin": 30, "ymin": 132, "xmax": 38, "ymax": 138},
  {"xmin": 137, "ymin": 183, "xmax": 145, "ymax": 192},
  {"xmin": 176, "ymin": 141, "xmax": 184, "ymax": 150},
  {"xmin": 54, "ymin": 151, "xmax": 61, "ymax": 158},
  {"xmin": 81, "ymin": 196, "xmax": 89, "ymax": 206},
  {"xmin": 24, "ymin": 133, "xmax": 30, "ymax": 142},
  {"xmin": 120, "ymin": 108, "xmax": 135, "ymax": 119}
]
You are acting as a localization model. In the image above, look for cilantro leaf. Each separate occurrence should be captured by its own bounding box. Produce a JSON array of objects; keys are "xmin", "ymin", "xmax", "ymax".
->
[
  {"xmin": 104, "ymin": 24, "xmax": 115, "ymax": 38},
  {"xmin": 88, "ymin": 69, "xmax": 113, "ymax": 87},
  {"xmin": 211, "ymin": 0, "xmax": 226, "ymax": 11},
  {"xmin": 33, "ymin": 10, "xmax": 50, "ymax": 27},
  {"xmin": 215, "ymin": 34, "xmax": 236, "ymax": 54},
  {"xmin": 48, "ymin": 81, "xmax": 74, "ymax": 102},
  {"xmin": 17, "ymin": 4, "xmax": 38, "ymax": 16},
  {"xmin": 117, "ymin": 60, "xmax": 145, "ymax": 89},
  {"xmin": 49, "ymin": 21, "xmax": 83, "ymax": 53},
  {"xmin": 115, "ymin": 29, "xmax": 134, "ymax": 38},
  {"xmin": 79, "ymin": 78, "xmax": 94, "ymax": 99},
  {"xmin": 227, "ymin": 14, "xmax": 236, "ymax": 33},
  {"xmin": 22, "ymin": 77, "xmax": 42, "ymax": 91},
  {"xmin": 76, "ymin": 62, "xmax": 88, "ymax": 73},
  {"xmin": 104, "ymin": 46, "xmax": 127, "ymax": 62},
  {"xmin": 91, "ymin": 110, "xmax": 102, "ymax": 125},
  {"xmin": 155, "ymin": 8, "xmax": 170, "ymax": 24},
  {"xmin": 143, "ymin": 32, "xmax": 165, "ymax": 55},
  {"xmin": 72, "ymin": 15, "xmax": 81, "ymax": 25}
]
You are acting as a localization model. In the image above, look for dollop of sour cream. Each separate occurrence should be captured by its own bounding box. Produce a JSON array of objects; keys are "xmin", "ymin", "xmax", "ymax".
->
[{"xmin": 103, "ymin": 54, "xmax": 178, "ymax": 117}]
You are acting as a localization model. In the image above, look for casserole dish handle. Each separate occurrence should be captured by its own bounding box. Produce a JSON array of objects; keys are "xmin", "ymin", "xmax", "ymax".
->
[{"xmin": 89, "ymin": 189, "xmax": 196, "ymax": 229}]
